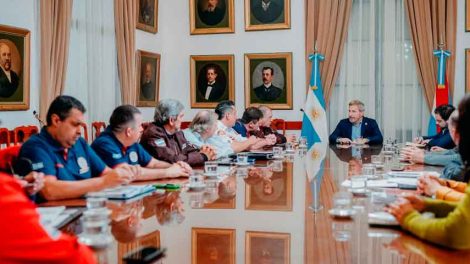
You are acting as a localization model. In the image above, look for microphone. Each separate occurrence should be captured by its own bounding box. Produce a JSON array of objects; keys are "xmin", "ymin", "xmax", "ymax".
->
[
  {"xmin": 300, "ymin": 108, "xmax": 305, "ymax": 112},
  {"xmin": 33, "ymin": 110, "xmax": 46, "ymax": 127}
]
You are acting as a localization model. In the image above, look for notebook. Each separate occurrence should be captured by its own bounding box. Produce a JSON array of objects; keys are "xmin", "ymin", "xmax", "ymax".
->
[{"xmin": 87, "ymin": 185, "xmax": 156, "ymax": 200}]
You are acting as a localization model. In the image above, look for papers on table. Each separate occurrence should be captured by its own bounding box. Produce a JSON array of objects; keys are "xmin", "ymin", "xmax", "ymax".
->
[
  {"xmin": 37, "ymin": 206, "xmax": 81, "ymax": 229},
  {"xmin": 368, "ymin": 212, "xmax": 399, "ymax": 226},
  {"xmin": 387, "ymin": 171, "xmax": 423, "ymax": 178},
  {"xmin": 341, "ymin": 179, "xmax": 398, "ymax": 188},
  {"xmin": 87, "ymin": 185, "xmax": 155, "ymax": 200}
]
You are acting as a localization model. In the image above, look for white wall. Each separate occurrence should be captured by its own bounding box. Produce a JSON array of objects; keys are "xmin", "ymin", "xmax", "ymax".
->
[
  {"xmin": 455, "ymin": 0, "xmax": 470, "ymax": 103},
  {"xmin": 0, "ymin": 0, "xmax": 40, "ymax": 129},
  {"xmin": 135, "ymin": 0, "xmax": 306, "ymax": 123}
]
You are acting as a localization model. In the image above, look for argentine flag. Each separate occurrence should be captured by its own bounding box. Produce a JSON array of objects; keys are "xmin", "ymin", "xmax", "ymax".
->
[
  {"xmin": 302, "ymin": 52, "xmax": 329, "ymax": 183},
  {"xmin": 428, "ymin": 49, "xmax": 451, "ymax": 135}
]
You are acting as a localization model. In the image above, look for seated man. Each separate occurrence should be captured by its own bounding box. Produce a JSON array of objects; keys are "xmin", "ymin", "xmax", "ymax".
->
[
  {"xmin": 257, "ymin": 105, "xmax": 295, "ymax": 144},
  {"xmin": 414, "ymin": 104, "xmax": 455, "ymax": 149},
  {"xmin": 214, "ymin": 100, "xmax": 259, "ymax": 152},
  {"xmin": 140, "ymin": 99, "xmax": 216, "ymax": 166},
  {"xmin": 183, "ymin": 110, "xmax": 234, "ymax": 159},
  {"xmin": 232, "ymin": 107, "xmax": 276, "ymax": 147},
  {"xmin": 19, "ymin": 96, "xmax": 135, "ymax": 200},
  {"xmin": 329, "ymin": 100, "xmax": 383, "ymax": 145},
  {"xmin": 92, "ymin": 105, "xmax": 191, "ymax": 180}
]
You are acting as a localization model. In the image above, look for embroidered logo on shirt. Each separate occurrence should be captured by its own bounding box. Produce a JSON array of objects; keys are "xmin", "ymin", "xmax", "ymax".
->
[
  {"xmin": 77, "ymin": 157, "xmax": 89, "ymax": 174},
  {"xmin": 129, "ymin": 151, "xmax": 138, "ymax": 163},
  {"xmin": 154, "ymin": 139, "xmax": 166, "ymax": 147},
  {"xmin": 112, "ymin": 153, "xmax": 122, "ymax": 159}
]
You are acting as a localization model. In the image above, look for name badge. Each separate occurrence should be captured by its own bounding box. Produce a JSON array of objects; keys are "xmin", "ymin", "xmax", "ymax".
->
[
  {"xmin": 112, "ymin": 153, "xmax": 122, "ymax": 159},
  {"xmin": 154, "ymin": 139, "xmax": 166, "ymax": 147},
  {"xmin": 77, "ymin": 157, "xmax": 89, "ymax": 174}
]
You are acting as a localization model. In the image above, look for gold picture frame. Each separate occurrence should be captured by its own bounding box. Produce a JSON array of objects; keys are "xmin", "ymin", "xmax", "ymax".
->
[
  {"xmin": 467, "ymin": 0, "xmax": 470, "ymax": 32},
  {"xmin": 190, "ymin": 54, "xmax": 235, "ymax": 108},
  {"xmin": 244, "ymin": 52, "xmax": 293, "ymax": 110},
  {"xmin": 245, "ymin": 162, "xmax": 293, "ymax": 211},
  {"xmin": 0, "ymin": 24, "xmax": 30, "ymax": 111},
  {"xmin": 246, "ymin": 231, "xmax": 290, "ymax": 264},
  {"xmin": 192, "ymin": 227, "xmax": 236, "ymax": 264},
  {"xmin": 136, "ymin": 50, "xmax": 160, "ymax": 107},
  {"xmin": 466, "ymin": 49, "xmax": 470, "ymax": 93},
  {"xmin": 137, "ymin": 0, "xmax": 158, "ymax": 33},
  {"xmin": 190, "ymin": 0, "xmax": 235, "ymax": 35},
  {"xmin": 245, "ymin": 0, "xmax": 291, "ymax": 31}
]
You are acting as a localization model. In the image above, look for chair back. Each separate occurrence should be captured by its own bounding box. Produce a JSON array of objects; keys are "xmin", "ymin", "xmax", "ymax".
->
[
  {"xmin": 92, "ymin": 122, "xmax": 107, "ymax": 141},
  {"xmin": 13, "ymin": 126, "xmax": 39, "ymax": 145},
  {"xmin": 0, "ymin": 128, "xmax": 11, "ymax": 149}
]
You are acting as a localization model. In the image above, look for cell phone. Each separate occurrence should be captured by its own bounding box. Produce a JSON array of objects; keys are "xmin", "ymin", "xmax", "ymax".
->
[
  {"xmin": 397, "ymin": 183, "xmax": 417, "ymax": 190},
  {"xmin": 122, "ymin": 246, "xmax": 166, "ymax": 264}
]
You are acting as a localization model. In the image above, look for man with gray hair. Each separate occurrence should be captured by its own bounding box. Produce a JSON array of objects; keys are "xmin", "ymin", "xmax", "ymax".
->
[
  {"xmin": 183, "ymin": 110, "xmax": 234, "ymax": 158},
  {"xmin": 141, "ymin": 99, "xmax": 216, "ymax": 166},
  {"xmin": 0, "ymin": 43, "xmax": 20, "ymax": 98},
  {"xmin": 329, "ymin": 99, "xmax": 383, "ymax": 145}
]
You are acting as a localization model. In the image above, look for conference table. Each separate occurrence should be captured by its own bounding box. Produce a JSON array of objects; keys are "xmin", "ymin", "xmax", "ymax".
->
[{"xmin": 43, "ymin": 144, "xmax": 470, "ymax": 264}]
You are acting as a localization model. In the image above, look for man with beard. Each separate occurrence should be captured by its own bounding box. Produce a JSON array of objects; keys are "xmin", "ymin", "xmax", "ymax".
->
[
  {"xmin": 198, "ymin": 0, "xmax": 225, "ymax": 26},
  {"xmin": 254, "ymin": 67, "xmax": 282, "ymax": 102},
  {"xmin": 141, "ymin": 62, "xmax": 155, "ymax": 101},
  {"xmin": 0, "ymin": 43, "xmax": 20, "ymax": 98}
]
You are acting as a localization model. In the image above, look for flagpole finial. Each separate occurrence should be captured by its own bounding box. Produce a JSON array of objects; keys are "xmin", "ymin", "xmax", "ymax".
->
[
  {"xmin": 438, "ymin": 34, "xmax": 445, "ymax": 50},
  {"xmin": 314, "ymin": 41, "xmax": 318, "ymax": 53}
]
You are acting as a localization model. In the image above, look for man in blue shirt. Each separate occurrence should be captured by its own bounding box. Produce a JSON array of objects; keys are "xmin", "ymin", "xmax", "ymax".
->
[
  {"xmin": 329, "ymin": 100, "xmax": 383, "ymax": 145},
  {"xmin": 232, "ymin": 107, "xmax": 276, "ymax": 147},
  {"xmin": 19, "ymin": 95, "xmax": 136, "ymax": 201},
  {"xmin": 92, "ymin": 105, "xmax": 191, "ymax": 180}
]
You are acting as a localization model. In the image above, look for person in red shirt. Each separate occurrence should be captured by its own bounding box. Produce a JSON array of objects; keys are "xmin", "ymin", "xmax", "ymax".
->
[{"xmin": 0, "ymin": 171, "xmax": 96, "ymax": 263}]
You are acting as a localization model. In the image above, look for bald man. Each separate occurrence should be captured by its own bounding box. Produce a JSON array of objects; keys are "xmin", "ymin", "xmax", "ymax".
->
[
  {"xmin": 140, "ymin": 62, "xmax": 155, "ymax": 100},
  {"xmin": 0, "ymin": 43, "xmax": 20, "ymax": 98}
]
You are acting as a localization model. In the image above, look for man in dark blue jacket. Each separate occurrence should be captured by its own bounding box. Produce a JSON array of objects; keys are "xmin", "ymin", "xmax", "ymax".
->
[
  {"xmin": 329, "ymin": 100, "xmax": 383, "ymax": 145},
  {"xmin": 414, "ymin": 104, "xmax": 455, "ymax": 149}
]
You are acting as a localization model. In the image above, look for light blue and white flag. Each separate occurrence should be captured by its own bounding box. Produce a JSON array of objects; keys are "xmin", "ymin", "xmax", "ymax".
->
[{"xmin": 301, "ymin": 52, "xmax": 328, "ymax": 150}]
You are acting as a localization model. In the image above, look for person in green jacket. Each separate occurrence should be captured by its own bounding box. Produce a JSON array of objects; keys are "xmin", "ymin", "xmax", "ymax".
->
[{"xmin": 387, "ymin": 95, "xmax": 470, "ymax": 250}]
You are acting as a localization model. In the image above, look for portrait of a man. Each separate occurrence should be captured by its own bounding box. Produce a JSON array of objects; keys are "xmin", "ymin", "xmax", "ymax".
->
[
  {"xmin": 246, "ymin": 231, "xmax": 290, "ymax": 264},
  {"xmin": 137, "ymin": 50, "xmax": 160, "ymax": 107},
  {"xmin": 254, "ymin": 66, "xmax": 282, "ymax": 102},
  {"xmin": 0, "ymin": 43, "xmax": 19, "ymax": 98},
  {"xmin": 191, "ymin": 0, "xmax": 234, "ymax": 34},
  {"xmin": 245, "ymin": 52, "xmax": 292, "ymax": 109},
  {"xmin": 198, "ymin": 0, "xmax": 226, "ymax": 26},
  {"xmin": 191, "ymin": 55, "xmax": 234, "ymax": 108},
  {"xmin": 137, "ymin": 0, "xmax": 158, "ymax": 33},
  {"xmin": 0, "ymin": 24, "xmax": 30, "ymax": 111},
  {"xmin": 192, "ymin": 228, "xmax": 235, "ymax": 264},
  {"xmin": 198, "ymin": 64, "xmax": 226, "ymax": 102},
  {"xmin": 251, "ymin": 0, "xmax": 283, "ymax": 24}
]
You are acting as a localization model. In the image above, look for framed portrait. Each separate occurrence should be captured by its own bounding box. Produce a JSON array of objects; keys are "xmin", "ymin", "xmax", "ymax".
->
[
  {"xmin": 467, "ymin": 49, "xmax": 470, "ymax": 93},
  {"xmin": 118, "ymin": 231, "xmax": 160, "ymax": 264},
  {"xmin": 246, "ymin": 231, "xmax": 290, "ymax": 264},
  {"xmin": 245, "ymin": 0, "xmax": 291, "ymax": 31},
  {"xmin": 136, "ymin": 50, "xmax": 160, "ymax": 107},
  {"xmin": 192, "ymin": 227, "xmax": 236, "ymax": 264},
  {"xmin": 245, "ymin": 162, "xmax": 293, "ymax": 211},
  {"xmin": 244, "ymin": 52, "xmax": 292, "ymax": 110},
  {"xmin": 190, "ymin": 0, "xmax": 235, "ymax": 35},
  {"xmin": 190, "ymin": 55, "xmax": 234, "ymax": 108},
  {"xmin": 467, "ymin": 0, "xmax": 470, "ymax": 32},
  {"xmin": 137, "ymin": 0, "xmax": 158, "ymax": 33},
  {"xmin": 0, "ymin": 24, "xmax": 30, "ymax": 111}
]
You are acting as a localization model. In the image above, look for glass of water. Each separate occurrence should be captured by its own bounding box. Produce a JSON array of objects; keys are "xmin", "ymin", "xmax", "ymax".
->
[
  {"xmin": 371, "ymin": 155, "xmax": 384, "ymax": 170},
  {"xmin": 351, "ymin": 174, "xmax": 368, "ymax": 195},
  {"xmin": 285, "ymin": 142, "xmax": 294, "ymax": 152},
  {"xmin": 333, "ymin": 191, "xmax": 352, "ymax": 210},
  {"xmin": 204, "ymin": 161, "xmax": 218, "ymax": 176},
  {"xmin": 362, "ymin": 163, "xmax": 376, "ymax": 179},
  {"xmin": 272, "ymin": 146, "xmax": 283, "ymax": 159},
  {"xmin": 237, "ymin": 152, "xmax": 249, "ymax": 164},
  {"xmin": 299, "ymin": 136, "xmax": 307, "ymax": 148},
  {"xmin": 86, "ymin": 196, "xmax": 107, "ymax": 210}
]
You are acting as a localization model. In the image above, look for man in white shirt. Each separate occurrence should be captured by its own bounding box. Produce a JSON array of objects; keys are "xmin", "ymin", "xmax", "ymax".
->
[{"xmin": 0, "ymin": 43, "xmax": 20, "ymax": 98}]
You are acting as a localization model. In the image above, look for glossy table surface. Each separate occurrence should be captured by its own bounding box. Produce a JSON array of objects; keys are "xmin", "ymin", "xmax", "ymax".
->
[{"xmin": 47, "ymin": 144, "xmax": 470, "ymax": 264}]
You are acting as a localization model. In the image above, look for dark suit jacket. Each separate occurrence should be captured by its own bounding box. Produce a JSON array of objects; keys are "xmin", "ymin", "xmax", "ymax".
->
[
  {"xmin": 254, "ymin": 84, "xmax": 282, "ymax": 102},
  {"xmin": 251, "ymin": 1, "xmax": 283, "ymax": 23},
  {"xmin": 423, "ymin": 128, "xmax": 455, "ymax": 149},
  {"xmin": 199, "ymin": 7, "xmax": 225, "ymax": 26},
  {"xmin": 200, "ymin": 81, "xmax": 225, "ymax": 101},
  {"xmin": 0, "ymin": 68, "xmax": 19, "ymax": 98},
  {"xmin": 329, "ymin": 117, "xmax": 383, "ymax": 145}
]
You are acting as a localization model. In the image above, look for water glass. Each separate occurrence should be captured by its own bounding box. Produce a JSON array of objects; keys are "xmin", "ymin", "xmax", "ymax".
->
[
  {"xmin": 299, "ymin": 136, "xmax": 307, "ymax": 148},
  {"xmin": 350, "ymin": 175, "xmax": 368, "ymax": 195},
  {"xmin": 272, "ymin": 147, "xmax": 283, "ymax": 158},
  {"xmin": 383, "ymin": 144, "xmax": 395, "ymax": 155},
  {"xmin": 189, "ymin": 192, "xmax": 204, "ymax": 208},
  {"xmin": 371, "ymin": 155, "xmax": 384, "ymax": 169},
  {"xmin": 285, "ymin": 142, "xmax": 294, "ymax": 152},
  {"xmin": 267, "ymin": 160, "xmax": 283, "ymax": 172},
  {"xmin": 332, "ymin": 222, "xmax": 352, "ymax": 242},
  {"xmin": 189, "ymin": 173, "xmax": 204, "ymax": 186},
  {"xmin": 362, "ymin": 163, "xmax": 376, "ymax": 179},
  {"xmin": 79, "ymin": 208, "xmax": 112, "ymax": 248},
  {"xmin": 204, "ymin": 161, "xmax": 218, "ymax": 176},
  {"xmin": 333, "ymin": 192, "xmax": 352, "ymax": 210},
  {"xmin": 237, "ymin": 153, "xmax": 249, "ymax": 164},
  {"xmin": 86, "ymin": 196, "xmax": 107, "ymax": 209}
]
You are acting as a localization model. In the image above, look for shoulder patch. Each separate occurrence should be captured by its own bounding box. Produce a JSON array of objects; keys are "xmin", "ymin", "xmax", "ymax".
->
[
  {"xmin": 154, "ymin": 138, "xmax": 166, "ymax": 147},
  {"xmin": 112, "ymin": 153, "xmax": 122, "ymax": 159}
]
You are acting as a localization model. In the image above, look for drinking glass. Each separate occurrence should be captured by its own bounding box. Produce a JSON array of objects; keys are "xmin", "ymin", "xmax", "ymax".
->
[
  {"xmin": 333, "ymin": 192, "xmax": 352, "ymax": 210},
  {"xmin": 272, "ymin": 147, "xmax": 283, "ymax": 159},
  {"xmin": 237, "ymin": 153, "xmax": 248, "ymax": 164},
  {"xmin": 350, "ymin": 175, "xmax": 368, "ymax": 195},
  {"xmin": 362, "ymin": 163, "xmax": 376, "ymax": 179},
  {"xmin": 204, "ymin": 161, "xmax": 218, "ymax": 176}
]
